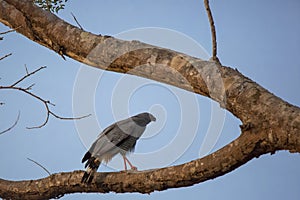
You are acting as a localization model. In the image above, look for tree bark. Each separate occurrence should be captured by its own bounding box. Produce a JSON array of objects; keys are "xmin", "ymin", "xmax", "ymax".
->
[{"xmin": 0, "ymin": 0, "xmax": 299, "ymax": 199}]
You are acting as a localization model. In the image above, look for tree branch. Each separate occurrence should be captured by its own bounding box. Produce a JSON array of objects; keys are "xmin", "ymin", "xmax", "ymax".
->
[
  {"xmin": 0, "ymin": 129, "xmax": 294, "ymax": 200},
  {"xmin": 0, "ymin": 0, "xmax": 299, "ymax": 198},
  {"xmin": 1, "ymin": 0, "xmax": 298, "ymax": 130},
  {"xmin": 0, "ymin": 66, "xmax": 91, "ymax": 129}
]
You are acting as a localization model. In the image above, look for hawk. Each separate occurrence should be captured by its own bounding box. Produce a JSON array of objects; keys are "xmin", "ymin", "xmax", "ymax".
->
[{"xmin": 81, "ymin": 112, "xmax": 156, "ymax": 183}]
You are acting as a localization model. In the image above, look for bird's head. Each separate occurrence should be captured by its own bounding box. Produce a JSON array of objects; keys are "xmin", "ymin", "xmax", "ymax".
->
[{"xmin": 133, "ymin": 112, "xmax": 156, "ymax": 126}]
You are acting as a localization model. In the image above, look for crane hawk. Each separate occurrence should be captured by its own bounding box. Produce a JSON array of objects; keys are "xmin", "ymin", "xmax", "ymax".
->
[{"xmin": 81, "ymin": 112, "xmax": 156, "ymax": 183}]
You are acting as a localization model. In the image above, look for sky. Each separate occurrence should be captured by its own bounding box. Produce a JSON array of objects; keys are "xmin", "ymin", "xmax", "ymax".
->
[{"xmin": 0, "ymin": 0, "xmax": 300, "ymax": 199}]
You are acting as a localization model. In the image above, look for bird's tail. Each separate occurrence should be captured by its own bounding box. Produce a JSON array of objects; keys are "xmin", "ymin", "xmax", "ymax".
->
[{"xmin": 81, "ymin": 157, "xmax": 101, "ymax": 184}]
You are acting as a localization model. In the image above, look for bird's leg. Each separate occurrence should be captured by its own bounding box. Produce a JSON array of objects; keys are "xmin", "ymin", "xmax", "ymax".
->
[
  {"xmin": 123, "ymin": 156, "xmax": 128, "ymax": 171},
  {"xmin": 123, "ymin": 156, "xmax": 137, "ymax": 171}
]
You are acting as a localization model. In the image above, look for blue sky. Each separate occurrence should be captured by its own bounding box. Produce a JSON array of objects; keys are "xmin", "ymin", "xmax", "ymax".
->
[{"xmin": 0, "ymin": 0, "xmax": 299, "ymax": 199}]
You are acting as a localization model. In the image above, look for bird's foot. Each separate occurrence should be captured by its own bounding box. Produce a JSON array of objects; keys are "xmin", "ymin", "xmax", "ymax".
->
[{"xmin": 123, "ymin": 166, "xmax": 138, "ymax": 173}]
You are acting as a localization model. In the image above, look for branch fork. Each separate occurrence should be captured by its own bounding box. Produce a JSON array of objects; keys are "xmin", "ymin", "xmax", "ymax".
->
[{"xmin": 0, "ymin": 66, "xmax": 90, "ymax": 130}]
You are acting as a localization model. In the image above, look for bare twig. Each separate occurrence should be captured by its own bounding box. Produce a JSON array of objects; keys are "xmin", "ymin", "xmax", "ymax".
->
[
  {"xmin": 0, "ymin": 28, "xmax": 17, "ymax": 35},
  {"xmin": 24, "ymin": 64, "xmax": 29, "ymax": 75},
  {"xmin": 27, "ymin": 157, "xmax": 51, "ymax": 176},
  {"xmin": 0, "ymin": 67, "xmax": 91, "ymax": 129},
  {"xmin": 204, "ymin": 0, "xmax": 220, "ymax": 63},
  {"xmin": 0, "ymin": 27, "xmax": 21, "ymax": 40},
  {"xmin": 71, "ymin": 12, "xmax": 84, "ymax": 30},
  {"xmin": 0, "ymin": 111, "xmax": 20, "ymax": 135},
  {"xmin": 0, "ymin": 30, "xmax": 14, "ymax": 60},
  {"xmin": 0, "ymin": 53, "xmax": 12, "ymax": 61},
  {"xmin": 24, "ymin": 83, "xmax": 35, "ymax": 91},
  {"xmin": 50, "ymin": 111, "xmax": 91, "ymax": 122}
]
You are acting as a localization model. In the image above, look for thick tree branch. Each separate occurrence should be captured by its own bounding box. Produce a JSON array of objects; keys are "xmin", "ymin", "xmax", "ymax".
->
[
  {"xmin": 0, "ymin": 0, "xmax": 299, "ymax": 199},
  {"xmin": 1, "ymin": 0, "xmax": 297, "ymax": 135},
  {"xmin": 0, "ymin": 130, "xmax": 282, "ymax": 199}
]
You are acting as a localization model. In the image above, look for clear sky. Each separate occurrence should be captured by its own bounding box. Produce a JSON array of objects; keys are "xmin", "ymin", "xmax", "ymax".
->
[{"xmin": 0, "ymin": 0, "xmax": 299, "ymax": 199}]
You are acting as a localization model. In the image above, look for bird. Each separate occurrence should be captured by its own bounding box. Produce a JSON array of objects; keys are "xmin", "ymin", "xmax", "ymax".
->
[{"xmin": 81, "ymin": 112, "xmax": 156, "ymax": 183}]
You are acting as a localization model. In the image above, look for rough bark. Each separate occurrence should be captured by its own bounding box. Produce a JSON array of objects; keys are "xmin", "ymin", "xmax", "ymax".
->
[{"xmin": 0, "ymin": 0, "xmax": 299, "ymax": 199}]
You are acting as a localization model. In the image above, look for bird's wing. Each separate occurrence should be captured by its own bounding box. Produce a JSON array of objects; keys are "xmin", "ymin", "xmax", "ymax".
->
[
  {"xmin": 87, "ymin": 123, "xmax": 116, "ymax": 154},
  {"xmin": 89, "ymin": 118, "xmax": 145, "ymax": 158},
  {"xmin": 115, "ymin": 117, "xmax": 146, "ymax": 138}
]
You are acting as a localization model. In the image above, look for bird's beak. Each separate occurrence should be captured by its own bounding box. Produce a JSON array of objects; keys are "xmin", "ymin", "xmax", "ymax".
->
[{"xmin": 150, "ymin": 114, "xmax": 156, "ymax": 122}]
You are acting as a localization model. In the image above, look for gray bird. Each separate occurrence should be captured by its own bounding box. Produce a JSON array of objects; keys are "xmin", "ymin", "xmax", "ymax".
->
[{"xmin": 81, "ymin": 112, "xmax": 156, "ymax": 183}]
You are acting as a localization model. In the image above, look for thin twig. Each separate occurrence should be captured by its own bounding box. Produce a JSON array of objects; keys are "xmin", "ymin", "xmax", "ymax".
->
[
  {"xmin": 24, "ymin": 64, "xmax": 29, "ymax": 75},
  {"xmin": 71, "ymin": 12, "xmax": 84, "ymax": 30},
  {"xmin": 0, "ymin": 28, "xmax": 18, "ymax": 35},
  {"xmin": 0, "ymin": 111, "xmax": 20, "ymax": 135},
  {"xmin": 0, "ymin": 27, "xmax": 21, "ymax": 40},
  {"xmin": 50, "ymin": 111, "xmax": 92, "ymax": 121},
  {"xmin": 204, "ymin": 0, "xmax": 220, "ymax": 63},
  {"xmin": 27, "ymin": 157, "xmax": 51, "ymax": 176},
  {"xmin": 0, "ymin": 53, "xmax": 12, "ymax": 61},
  {"xmin": 25, "ymin": 83, "xmax": 35, "ymax": 91}
]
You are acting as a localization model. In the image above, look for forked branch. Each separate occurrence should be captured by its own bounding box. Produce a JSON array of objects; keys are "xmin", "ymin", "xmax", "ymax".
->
[{"xmin": 0, "ymin": 66, "xmax": 91, "ymax": 129}]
